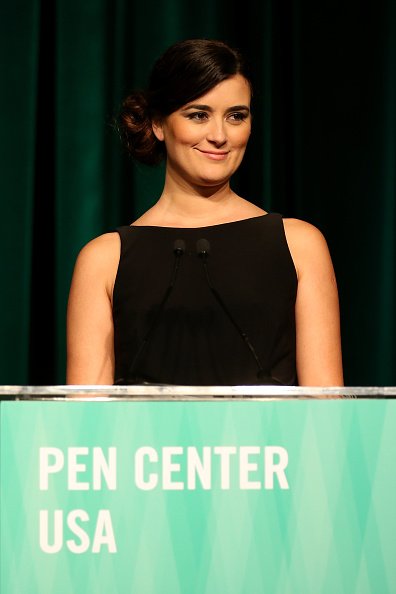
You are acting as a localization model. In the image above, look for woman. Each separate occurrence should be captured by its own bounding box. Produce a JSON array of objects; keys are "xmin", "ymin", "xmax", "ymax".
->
[{"xmin": 67, "ymin": 39, "xmax": 343, "ymax": 386}]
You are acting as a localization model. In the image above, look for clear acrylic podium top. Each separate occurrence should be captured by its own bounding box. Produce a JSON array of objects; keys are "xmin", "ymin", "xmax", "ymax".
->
[{"xmin": 0, "ymin": 385, "xmax": 395, "ymax": 400}]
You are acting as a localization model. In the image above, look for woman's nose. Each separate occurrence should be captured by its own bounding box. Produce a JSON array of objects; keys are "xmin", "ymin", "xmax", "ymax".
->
[{"xmin": 206, "ymin": 118, "xmax": 227, "ymax": 146}]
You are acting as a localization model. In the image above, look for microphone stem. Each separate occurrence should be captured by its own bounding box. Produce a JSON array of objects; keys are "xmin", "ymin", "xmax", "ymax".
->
[
  {"xmin": 201, "ymin": 258, "xmax": 265, "ymax": 375},
  {"xmin": 125, "ymin": 248, "xmax": 183, "ymax": 382}
]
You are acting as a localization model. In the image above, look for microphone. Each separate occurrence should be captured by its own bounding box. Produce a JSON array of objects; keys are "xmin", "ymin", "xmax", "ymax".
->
[
  {"xmin": 196, "ymin": 238, "xmax": 279, "ymax": 383},
  {"xmin": 114, "ymin": 239, "xmax": 186, "ymax": 385}
]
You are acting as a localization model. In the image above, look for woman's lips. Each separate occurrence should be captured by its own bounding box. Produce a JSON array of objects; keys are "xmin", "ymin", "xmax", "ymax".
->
[{"xmin": 196, "ymin": 149, "xmax": 229, "ymax": 161}]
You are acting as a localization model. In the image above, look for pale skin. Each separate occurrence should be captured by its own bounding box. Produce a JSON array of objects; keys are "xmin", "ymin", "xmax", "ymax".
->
[{"xmin": 67, "ymin": 74, "xmax": 343, "ymax": 387}]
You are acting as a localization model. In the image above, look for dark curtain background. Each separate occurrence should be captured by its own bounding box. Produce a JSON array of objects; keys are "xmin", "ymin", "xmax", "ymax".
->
[{"xmin": 1, "ymin": 0, "xmax": 395, "ymax": 385}]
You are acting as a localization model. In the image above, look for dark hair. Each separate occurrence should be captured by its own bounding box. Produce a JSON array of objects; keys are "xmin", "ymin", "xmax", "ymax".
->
[{"xmin": 118, "ymin": 39, "xmax": 251, "ymax": 165}]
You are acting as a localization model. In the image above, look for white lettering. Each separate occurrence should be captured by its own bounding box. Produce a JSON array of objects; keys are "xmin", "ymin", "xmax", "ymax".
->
[
  {"xmin": 264, "ymin": 446, "xmax": 289, "ymax": 489},
  {"xmin": 68, "ymin": 447, "xmax": 89, "ymax": 490},
  {"xmin": 39, "ymin": 448, "xmax": 64, "ymax": 490},
  {"xmin": 135, "ymin": 447, "xmax": 158, "ymax": 490},
  {"xmin": 162, "ymin": 447, "xmax": 183, "ymax": 490},
  {"xmin": 66, "ymin": 509, "xmax": 90, "ymax": 553},
  {"xmin": 40, "ymin": 509, "xmax": 117, "ymax": 554},
  {"xmin": 93, "ymin": 447, "xmax": 117, "ymax": 490},
  {"xmin": 214, "ymin": 446, "xmax": 237, "ymax": 489},
  {"xmin": 240, "ymin": 446, "xmax": 261, "ymax": 489},
  {"xmin": 92, "ymin": 510, "xmax": 117, "ymax": 553},
  {"xmin": 40, "ymin": 447, "xmax": 117, "ymax": 491},
  {"xmin": 134, "ymin": 445, "xmax": 289, "ymax": 491},
  {"xmin": 187, "ymin": 447, "xmax": 211, "ymax": 489},
  {"xmin": 39, "ymin": 509, "xmax": 63, "ymax": 553}
]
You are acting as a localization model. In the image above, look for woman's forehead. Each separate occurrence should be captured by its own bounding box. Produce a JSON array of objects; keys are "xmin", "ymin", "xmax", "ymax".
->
[{"xmin": 182, "ymin": 75, "xmax": 251, "ymax": 109}]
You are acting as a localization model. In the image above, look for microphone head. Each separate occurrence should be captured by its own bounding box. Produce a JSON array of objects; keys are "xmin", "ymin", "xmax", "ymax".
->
[
  {"xmin": 196, "ymin": 238, "xmax": 211, "ymax": 258},
  {"xmin": 173, "ymin": 239, "xmax": 186, "ymax": 255}
]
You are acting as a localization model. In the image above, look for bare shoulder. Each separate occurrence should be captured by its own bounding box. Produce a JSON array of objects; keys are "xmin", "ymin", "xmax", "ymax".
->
[
  {"xmin": 283, "ymin": 217, "xmax": 330, "ymax": 253},
  {"xmin": 72, "ymin": 232, "xmax": 121, "ymax": 296},
  {"xmin": 77, "ymin": 232, "xmax": 120, "ymax": 261},
  {"xmin": 283, "ymin": 217, "xmax": 327, "ymax": 246},
  {"xmin": 75, "ymin": 232, "xmax": 120, "ymax": 272},
  {"xmin": 282, "ymin": 218, "xmax": 334, "ymax": 278}
]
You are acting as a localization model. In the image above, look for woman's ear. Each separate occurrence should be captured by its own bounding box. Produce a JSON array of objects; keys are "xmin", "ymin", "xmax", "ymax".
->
[{"xmin": 152, "ymin": 119, "xmax": 164, "ymax": 142}]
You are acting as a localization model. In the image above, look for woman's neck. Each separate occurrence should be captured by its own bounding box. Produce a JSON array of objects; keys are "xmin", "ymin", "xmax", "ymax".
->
[
  {"xmin": 132, "ymin": 171, "xmax": 266, "ymax": 228},
  {"xmin": 133, "ymin": 192, "xmax": 266, "ymax": 229},
  {"xmin": 159, "ymin": 186, "xmax": 236, "ymax": 219}
]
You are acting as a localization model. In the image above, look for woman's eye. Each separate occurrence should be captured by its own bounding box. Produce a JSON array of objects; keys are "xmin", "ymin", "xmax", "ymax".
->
[
  {"xmin": 228, "ymin": 112, "xmax": 247, "ymax": 123},
  {"xmin": 188, "ymin": 112, "xmax": 208, "ymax": 121}
]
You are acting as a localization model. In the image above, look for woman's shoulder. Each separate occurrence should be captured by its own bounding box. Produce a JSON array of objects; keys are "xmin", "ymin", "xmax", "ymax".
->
[
  {"xmin": 282, "ymin": 218, "xmax": 333, "ymax": 278},
  {"xmin": 77, "ymin": 232, "xmax": 120, "ymax": 260},
  {"xmin": 73, "ymin": 232, "xmax": 121, "ymax": 290},
  {"xmin": 283, "ymin": 217, "xmax": 329, "ymax": 249}
]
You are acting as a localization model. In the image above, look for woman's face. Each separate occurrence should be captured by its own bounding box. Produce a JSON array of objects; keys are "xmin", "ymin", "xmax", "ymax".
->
[{"xmin": 152, "ymin": 74, "xmax": 251, "ymax": 189}]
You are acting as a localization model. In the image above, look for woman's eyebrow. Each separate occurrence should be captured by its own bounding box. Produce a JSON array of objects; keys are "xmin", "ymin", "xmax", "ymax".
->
[
  {"xmin": 181, "ymin": 104, "xmax": 250, "ymax": 112},
  {"xmin": 225, "ymin": 105, "xmax": 250, "ymax": 113},
  {"xmin": 181, "ymin": 104, "xmax": 212, "ymax": 112}
]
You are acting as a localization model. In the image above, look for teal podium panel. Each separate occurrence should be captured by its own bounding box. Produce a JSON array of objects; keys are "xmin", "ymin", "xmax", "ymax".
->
[{"xmin": 1, "ymin": 399, "xmax": 396, "ymax": 593}]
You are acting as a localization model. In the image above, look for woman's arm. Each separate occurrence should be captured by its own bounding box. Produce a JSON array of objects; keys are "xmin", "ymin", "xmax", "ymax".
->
[
  {"xmin": 66, "ymin": 233, "xmax": 120, "ymax": 385},
  {"xmin": 284, "ymin": 219, "xmax": 344, "ymax": 386}
]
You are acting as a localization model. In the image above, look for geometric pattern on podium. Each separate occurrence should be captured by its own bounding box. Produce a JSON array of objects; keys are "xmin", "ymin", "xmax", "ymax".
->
[{"xmin": 1, "ymin": 400, "xmax": 396, "ymax": 593}]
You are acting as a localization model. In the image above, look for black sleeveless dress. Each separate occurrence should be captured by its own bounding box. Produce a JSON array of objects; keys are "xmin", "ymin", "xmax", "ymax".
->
[{"xmin": 113, "ymin": 213, "xmax": 298, "ymax": 385}]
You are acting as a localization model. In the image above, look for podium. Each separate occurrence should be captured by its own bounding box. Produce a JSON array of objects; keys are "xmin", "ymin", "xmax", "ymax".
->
[{"xmin": 1, "ymin": 386, "xmax": 396, "ymax": 594}]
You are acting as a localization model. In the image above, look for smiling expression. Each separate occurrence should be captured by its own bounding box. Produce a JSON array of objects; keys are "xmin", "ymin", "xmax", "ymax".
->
[{"xmin": 152, "ymin": 74, "xmax": 252, "ymax": 189}]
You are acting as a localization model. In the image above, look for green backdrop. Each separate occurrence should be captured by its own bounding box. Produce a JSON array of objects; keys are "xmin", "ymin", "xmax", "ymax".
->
[{"xmin": 0, "ymin": 0, "xmax": 395, "ymax": 384}]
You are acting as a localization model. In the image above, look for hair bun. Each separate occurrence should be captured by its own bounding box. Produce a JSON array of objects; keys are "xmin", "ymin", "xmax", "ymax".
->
[{"xmin": 117, "ymin": 91, "xmax": 164, "ymax": 165}]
